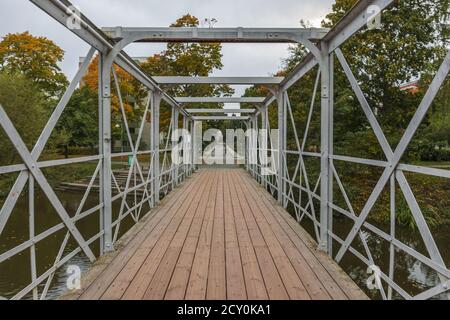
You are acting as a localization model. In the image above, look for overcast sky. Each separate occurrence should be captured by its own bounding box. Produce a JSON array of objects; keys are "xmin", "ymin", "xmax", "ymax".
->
[{"xmin": 0, "ymin": 0, "xmax": 334, "ymax": 96}]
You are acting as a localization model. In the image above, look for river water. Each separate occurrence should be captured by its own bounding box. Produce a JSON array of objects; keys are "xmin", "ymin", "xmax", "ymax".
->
[
  {"xmin": 0, "ymin": 189, "xmax": 138, "ymax": 300},
  {"xmin": 0, "ymin": 188, "xmax": 448, "ymax": 300},
  {"xmin": 297, "ymin": 209, "xmax": 449, "ymax": 300}
]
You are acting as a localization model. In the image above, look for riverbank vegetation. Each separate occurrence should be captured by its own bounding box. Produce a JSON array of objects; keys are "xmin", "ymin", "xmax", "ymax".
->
[{"xmin": 245, "ymin": 0, "xmax": 450, "ymax": 228}]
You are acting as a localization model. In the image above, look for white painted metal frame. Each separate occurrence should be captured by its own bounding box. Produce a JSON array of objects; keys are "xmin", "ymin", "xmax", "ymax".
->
[
  {"xmin": 102, "ymin": 26, "xmax": 329, "ymax": 43},
  {"xmin": 175, "ymin": 97, "xmax": 265, "ymax": 104},
  {"xmin": 186, "ymin": 109, "xmax": 256, "ymax": 114},
  {"xmin": 0, "ymin": 0, "xmax": 193, "ymax": 300},
  {"xmin": 152, "ymin": 76, "xmax": 284, "ymax": 85},
  {"xmin": 0, "ymin": 0, "xmax": 448, "ymax": 300},
  {"xmin": 192, "ymin": 116, "xmax": 251, "ymax": 121},
  {"xmin": 249, "ymin": 0, "xmax": 450, "ymax": 300}
]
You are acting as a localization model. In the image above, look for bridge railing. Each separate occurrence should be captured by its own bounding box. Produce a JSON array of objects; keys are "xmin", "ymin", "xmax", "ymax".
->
[
  {"xmin": 247, "ymin": 1, "xmax": 450, "ymax": 300},
  {"xmin": 0, "ymin": 0, "xmax": 448, "ymax": 300},
  {"xmin": 0, "ymin": 0, "xmax": 194, "ymax": 300}
]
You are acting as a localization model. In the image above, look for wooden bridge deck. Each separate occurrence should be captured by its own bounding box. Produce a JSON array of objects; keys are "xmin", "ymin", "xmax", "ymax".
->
[{"xmin": 66, "ymin": 168, "xmax": 367, "ymax": 300}]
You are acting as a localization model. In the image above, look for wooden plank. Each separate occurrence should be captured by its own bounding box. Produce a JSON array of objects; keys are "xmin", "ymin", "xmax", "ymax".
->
[
  {"xmin": 233, "ymin": 171, "xmax": 312, "ymax": 300},
  {"xmin": 223, "ymin": 171, "xmax": 247, "ymax": 300},
  {"xmin": 164, "ymin": 171, "xmax": 214, "ymax": 299},
  {"xmin": 243, "ymin": 172, "xmax": 367, "ymax": 300},
  {"xmin": 235, "ymin": 172, "xmax": 331, "ymax": 300},
  {"xmin": 120, "ymin": 171, "xmax": 214, "ymax": 300},
  {"xmin": 232, "ymin": 171, "xmax": 301, "ymax": 300},
  {"xmin": 206, "ymin": 171, "xmax": 227, "ymax": 300},
  {"xmin": 243, "ymin": 174, "xmax": 349, "ymax": 299},
  {"xmin": 101, "ymin": 171, "xmax": 210, "ymax": 299},
  {"xmin": 227, "ymin": 171, "xmax": 269, "ymax": 300},
  {"xmin": 74, "ymin": 168, "xmax": 367, "ymax": 301},
  {"xmin": 185, "ymin": 170, "xmax": 220, "ymax": 299},
  {"xmin": 79, "ymin": 173, "xmax": 200, "ymax": 300},
  {"xmin": 144, "ymin": 171, "xmax": 216, "ymax": 299}
]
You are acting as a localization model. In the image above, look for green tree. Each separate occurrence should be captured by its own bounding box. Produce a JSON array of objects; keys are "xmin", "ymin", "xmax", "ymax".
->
[
  {"xmin": 0, "ymin": 32, "xmax": 68, "ymax": 99},
  {"xmin": 322, "ymin": 0, "xmax": 450, "ymax": 148},
  {"xmin": 279, "ymin": 0, "xmax": 450, "ymax": 159},
  {"xmin": 55, "ymin": 86, "xmax": 99, "ymax": 157},
  {"xmin": 0, "ymin": 72, "xmax": 48, "ymax": 165}
]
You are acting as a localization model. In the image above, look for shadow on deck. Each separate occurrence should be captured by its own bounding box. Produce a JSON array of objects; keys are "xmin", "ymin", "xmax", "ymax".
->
[{"xmin": 62, "ymin": 168, "xmax": 368, "ymax": 300}]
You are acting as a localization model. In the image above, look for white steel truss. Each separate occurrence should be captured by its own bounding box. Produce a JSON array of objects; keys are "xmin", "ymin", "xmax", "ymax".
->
[{"xmin": 0, "ymin": 0, "xmax": 448, "ymax": 300}]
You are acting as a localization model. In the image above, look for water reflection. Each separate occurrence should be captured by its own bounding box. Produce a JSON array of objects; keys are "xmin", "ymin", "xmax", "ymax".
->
[
  {"xmin": 305, "ymin": 212, "xmax": 448, "ymax": 300},
  {"xmin": 0, "ymin": 187, "xmax": 448, "ymax": 300},
  {"xmin": 0, "ymin": 188, "xmax": 137, "ymax": 300}
]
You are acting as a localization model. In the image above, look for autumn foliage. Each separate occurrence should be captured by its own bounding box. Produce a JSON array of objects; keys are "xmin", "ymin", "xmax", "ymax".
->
[
  {"xmin": 0, "ymin": 31, "xmax": 68, "ymax": 98},
  {"xmin": 82, "ymin": 55, "xmax": 136, "ymax": 115}
]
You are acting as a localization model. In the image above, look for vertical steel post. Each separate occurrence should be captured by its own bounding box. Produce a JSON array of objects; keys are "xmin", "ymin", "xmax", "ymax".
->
[
  {"xmin": 252, "ymin": 115, "xmax": 258, "ymax": 181},
  {"xmin": 183, "ymin": 115, "xmax": 188, "ymax": 178},
  {"xmin": 98, "ymin": 54, "xmax": 105, "ymax": 255},
  {"xmin": 246, "ymin": 120, "xmax": 253, "ymax": 175},
  {"xmin": 100, "ymin": 53, "xmax": 113, "ymax": 253},
  {"xmin": 388, "ymin": 174, "xmax": 396, "ymax": 299},
  {"xmin": 244, "ymin": 121, "xmax": 248, "ymax": 171},
  {"xmin": 152, "ymin": 91, "xmax": 162, "ymax": 204},
  {"xmin": 192, "ymin": 120, "xmax": 199, "ymax": 167},
  {"xmin": 327, "ymin": 53, "xmax": 334, "ymax": 254},
  {"xmin": 319, "ymin": 43, "xmax": 333, "ymax": 253},
  {"xmin": 276, "ymin": 89, "xmax": 286, "ymax": 205},
  {"xmin": 28, "ymin": 174, "xmax": 38, "ymax": 300},
  {"xmin": 189, "ymin": 119, "xmax": 194, "ymax": 174},
  {"xmin": 172, "ymin": 108, "xmax": 179, "ymax": 187},
  {"xmin": 260, "ymin": 109, "xmax": 268, "ymax": 189},
  {"xmin": 249, "ymin": 117, "xmax": 253, "ymax": 176}
]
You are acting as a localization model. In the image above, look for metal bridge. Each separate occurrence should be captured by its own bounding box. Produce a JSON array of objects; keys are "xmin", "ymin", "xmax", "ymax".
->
[{"xmin": 0, "ymin": 0, "xmax": 449, "ymax": 300}]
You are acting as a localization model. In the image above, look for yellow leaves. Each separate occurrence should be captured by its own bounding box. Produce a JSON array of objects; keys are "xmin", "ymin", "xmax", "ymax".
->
[
  {"xmin": 0, "ymin": 32, "xmax": 64, "ymax": 65},
  {"xmin": 170, "ymin": 14, "xmax": 199, "ymax": 27},
  {"xmin": 0, "ymin": 32, "xmax": 67, "ymax": 96}
]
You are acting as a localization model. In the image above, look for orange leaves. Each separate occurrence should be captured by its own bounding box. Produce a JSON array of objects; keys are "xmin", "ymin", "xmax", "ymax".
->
[
  {"xmin": 82, "ymin": 55, "xmax": 136, "ymax": 116},
  {"xmin": 170, "ymin": 14, "xmax": 199, "ymax": 27}
]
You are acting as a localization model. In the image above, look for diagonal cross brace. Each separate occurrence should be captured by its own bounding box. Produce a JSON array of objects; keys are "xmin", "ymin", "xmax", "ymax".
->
[
  {"xmin": 334, "ymin": 49, "xmax": 450, "ymax": 267},
  {"xmin": 0, "ymin": 106, "xmax": 95, "ymax": 261},
  {"xmin": 0, "ymin": 47, "xmax": 96, "ymax": 236}
]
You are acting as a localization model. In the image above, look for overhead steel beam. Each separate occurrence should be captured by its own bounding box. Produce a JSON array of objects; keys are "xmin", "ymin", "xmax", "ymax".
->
[
  {"xmin": 175, "ymin": 97, "xmax": 266, "ymax": 104},
  {"xmin": 186, "ymin": 109, "xmax": 256, "ymax": 114},
  {"xmin": 29, "ymin": 0, "xmax": 189, "ymax": 118},
  {"xmin": 192, "ymin": 116, "xmax": 250, "ymax": 121},
  {"xmin": 153, "ymin": 77, "xmax": 284, "ymax": 85},
  {"xmin": 102, "ymin": 27, "xmax": 329, "ymax": 43}
]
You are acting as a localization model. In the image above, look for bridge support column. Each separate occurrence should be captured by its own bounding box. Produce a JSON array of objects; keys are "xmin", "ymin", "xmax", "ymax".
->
[
  {"xmin": 260, "ymin": 109, "xmax": 268, "ymax": 189},
  {"xmin": 182, "ymin": 115, "xmax": 188, "ymax": 178},
  {"xmin": 99, "ymin": 52, "xmax": 113, "ymax": 253},
  {"xmin": 248, "ymin": 117, "xmax": 253, "ymax": 176},
  {"xmin": 243, "ymin": 122, "xmax": 249, "ymax": 171},
  {"xmin": 192, "ymin": 120, "xmax": 202, "ymax": 168},
  {"xmin": 188, "ymin": 119, "xmax": 194, "ymax": 174},
  {"xmin": 319, "ymin": 43, "xmax": 334, "ymax": 254},
  {"xmin": 152, "ymin": 91, "xmax": 162, "ymax": 205},
  {"xmin": 252, "ymin": 115, "xmax": 258, "ymax": 181},
  {"xmin": 276, "ymin": 90, "xmax": 286, "ymax": 206},
  {"xmin": 172, "ymin": 108, "xmax": 179, "ymax": 187}
]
